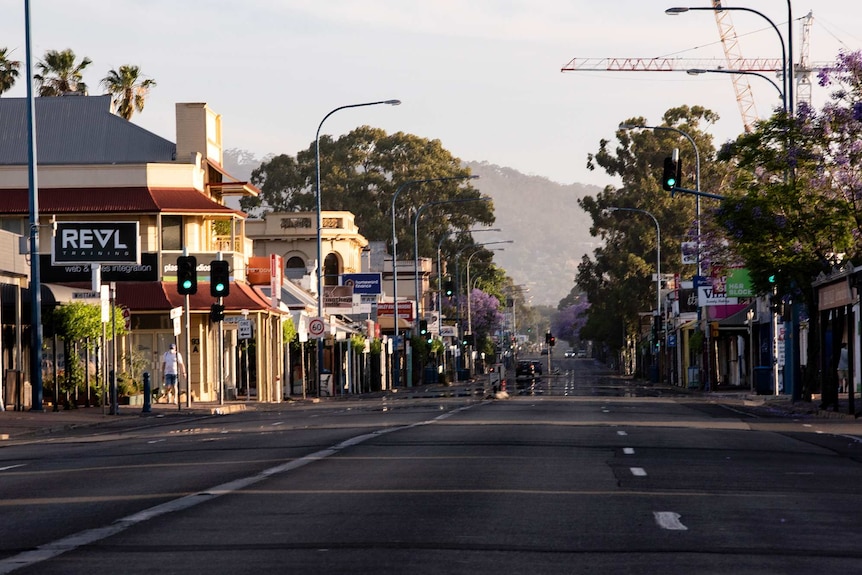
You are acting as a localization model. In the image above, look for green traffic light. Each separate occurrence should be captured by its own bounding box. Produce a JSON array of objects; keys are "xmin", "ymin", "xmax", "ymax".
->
[
  {"xmin": 215, "ymin": 282, "xmax": 226, "ymax": 293},
  {"xmin": 182, "ymin": 279, "xmax": 193, "ymax": 289},
  {"xmin": 667, "ymin": 178, "xmax": 676, "ymax": 187}
]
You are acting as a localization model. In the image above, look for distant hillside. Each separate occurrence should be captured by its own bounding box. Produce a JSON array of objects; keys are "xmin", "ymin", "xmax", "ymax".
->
[
  {"xmin": 465, "ymin": 161, "xmax": 602, "ymax": 306},
  {"xmin": 224, "ymin": 150, "xmax": 604, "ymax": 307}
]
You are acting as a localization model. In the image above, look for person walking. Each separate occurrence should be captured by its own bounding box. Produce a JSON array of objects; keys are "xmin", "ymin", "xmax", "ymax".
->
[
  {"xmin": 838, "ymin": 343, "xmax": 849, "ymax": 394},
  {"xmin": 161, "ymin": 343, "xmax": 185, "ymax": 404}
]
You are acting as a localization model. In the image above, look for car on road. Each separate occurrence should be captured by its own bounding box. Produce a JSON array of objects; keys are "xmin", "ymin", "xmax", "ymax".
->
[
  {"xmin": 530, "ymin": 360, "xmax": 543, "ymax": 375},
  {"xmin": 515, "ymin": 360, "xmax": 536, "ymax": 379}
]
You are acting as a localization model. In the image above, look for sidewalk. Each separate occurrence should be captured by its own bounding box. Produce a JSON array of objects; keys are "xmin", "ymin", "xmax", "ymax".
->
[{"xmin": 0, "ymin": 400, "xmax": 248, "ymax": 441}]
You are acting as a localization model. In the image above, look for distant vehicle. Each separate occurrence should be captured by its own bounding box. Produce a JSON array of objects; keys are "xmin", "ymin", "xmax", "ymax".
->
[
  {"xmin": 564, "ymin": 350, "xmax": 575, "ymax": 358},
  {"xmin": 515, "ymin": 360, "xmax": 536, "ymax": 379},
  {"xmin": 540, "ymin": 349, "xmax": 549, "ymax": 355},
  {"xmin": 576, "ymin": 349, "xmax": 587, "ymax": 358}
]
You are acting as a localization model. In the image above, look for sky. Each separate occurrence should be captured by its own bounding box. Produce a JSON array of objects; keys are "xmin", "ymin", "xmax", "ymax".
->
[{"xmin": 1, "ymin": 1, "xmax": 859, "ymax": 191}]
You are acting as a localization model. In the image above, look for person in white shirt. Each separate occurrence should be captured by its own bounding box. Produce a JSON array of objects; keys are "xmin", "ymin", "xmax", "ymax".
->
[{"xmin": 160, "ymin": 343, "xmax": 186, "ymax": 403}]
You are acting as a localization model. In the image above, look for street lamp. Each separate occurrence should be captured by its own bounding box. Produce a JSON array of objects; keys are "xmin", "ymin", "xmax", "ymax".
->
[
  {"xmin": 686, "ymin": 68, "xmax": 785, "ymax": 112},
  {"xmin": 465, "ymin": 247, "xmax": 506, "ymax": 342},
  {"xmin": 390, "ymin": 175, "xmax": 477, "ymax": 387},
  {"xmin": 314, "ymin": 98, "xmax": 400, "ymax": 392},
  {"xmin": 413, "ymin": 196, "xmax": 489, "ymax": 331},
  {"xmin": 606, "ymin": 207, "xmax": 661, "ymax": 324},
  {"xmin": 666, "ymin": 5, "xmax": 791, "ymax": 114}
]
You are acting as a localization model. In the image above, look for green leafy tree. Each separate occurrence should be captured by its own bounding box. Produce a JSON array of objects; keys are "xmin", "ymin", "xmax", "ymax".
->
[
  {"xmin": 100, "ymin": 64, "xmax": 156, "ymax": 120},
  {"xmin": 34, "ymin": 49, "xmax": 92, "ymax": 96},
  {"xmin": 0, "ymin": 47, "xmax": 20, "ymax": 95},
  {"xmin": 242, "ymin": 126, "xmax": 494, "ymax": 262},
  {"xmin": 577, "ymin": 105, "xmax": 725, "ymax": 355}
]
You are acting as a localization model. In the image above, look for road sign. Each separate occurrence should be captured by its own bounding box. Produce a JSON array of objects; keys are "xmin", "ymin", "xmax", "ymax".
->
[
  {"xmin": 238, "ymin": 319, "xmax": 253, "ymax": 340},
  {"xmin": 308, "ymin": 317, "xmax": 326, "ymax": 337},
  {"xmin": 72, "ymin": 291, "xmax": 101, "ymax": 300},
  {"xmin": 170, "ymin": 306, "xmax": 183, "ymax": 320}
]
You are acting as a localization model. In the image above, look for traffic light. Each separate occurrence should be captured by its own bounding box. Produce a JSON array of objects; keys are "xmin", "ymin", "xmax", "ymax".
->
[
  {"xmin": 210, "ymin": 303, "xmax": 225, "ymax": 322},
  {"xmin": 444, "ymin": 278, "xmax": 454, "ymax": 297},
  {"xmin": 545, "ymin": 332, "xmax": 552, "ymax": 344},
  {"xmin": 662, "ymin": 156, "xmax": 681, "ymax": 191},
  {"xmin": 176, "ymin": 255, "xmax": 197, "ymax": 295},
  {"xmin": 210, "ymin": 260, "xmax": 230, "ymax": 297},
  {"xmin": 419, "ymin": 319, "xmax": 428, "ymax": 335},
  {"xmin": 549, "ymin": 336, "xmax": 556, "ymax": 347}
]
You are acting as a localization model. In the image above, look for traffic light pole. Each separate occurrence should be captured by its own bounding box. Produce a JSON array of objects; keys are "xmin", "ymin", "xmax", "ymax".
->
[{"xmin": 669, "ymin": 186, "xmax": 726, "ymax": 201}]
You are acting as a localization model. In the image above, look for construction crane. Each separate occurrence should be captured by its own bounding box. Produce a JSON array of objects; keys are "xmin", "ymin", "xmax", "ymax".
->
[{"xmin": 561, "ymin": 9, "xmax": 823, "ymax": 132}]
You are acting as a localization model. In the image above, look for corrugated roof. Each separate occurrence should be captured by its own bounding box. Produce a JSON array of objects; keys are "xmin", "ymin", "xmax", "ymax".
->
[
  {"xmin": 0, "ymin": 95, "xmax": 176, "ymax": 165},
  {"xmin": 0, "ymin": 187, "xmax": 243, "ymax": 215}
]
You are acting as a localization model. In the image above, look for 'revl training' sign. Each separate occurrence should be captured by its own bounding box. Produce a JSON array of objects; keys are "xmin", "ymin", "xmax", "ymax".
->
[{"xmin": 51, "ymin": 221, "xmax": 141, "ymax": 265}]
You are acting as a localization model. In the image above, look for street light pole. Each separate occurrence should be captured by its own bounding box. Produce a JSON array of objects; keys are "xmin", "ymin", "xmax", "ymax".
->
[
  {"xmin": 314, "ymin": 99, "xmax": 399, "ymax": 393},
  {"xmin": 686, "ymin": 68, "xmax": 785, "ymax": 112},
  {"xmin": 412, "ymin": 196, "xmax": 488, "ymax": 331},
  {"xmin": 390, "ymin": 175, "xmax": 477, "ymax": 388},
  {"xmin": 465, "ymin": 247, "xmax": 505, "ymax": 375}
]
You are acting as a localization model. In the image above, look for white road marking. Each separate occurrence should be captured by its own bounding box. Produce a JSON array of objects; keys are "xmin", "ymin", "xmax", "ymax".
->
[
  {"xmin": 630, "ymin": 467, "xmax": 647, "ymax": 476},
  {"xmin": 623, "ymin": 447, "xmax": 635, "ymax": 455},
  {"xmin": 0, "ymin": 464, "xmax": 25, "ymax": 472},
  {"xmin": 617, "ymin": 431, "xmax": 628, "ymax": 436},
  {"xmin": 654, "ymin": 511, "xmax": 688, "ymax": 530},
  {"xmin": 146, "ymin": 439, "xmax": 166, "ymax": 444},
  {"xmin": 0, "ymin": 403, "xmax": 480, "ymax": 574}
]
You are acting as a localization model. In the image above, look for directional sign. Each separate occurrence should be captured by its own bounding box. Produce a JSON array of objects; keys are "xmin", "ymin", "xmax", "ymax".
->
[
  {"xmin": 73, "ymin": 291, "xmax": 101, "ymax": 300},
  {"xmin": 238, "ymin": 319, "xmax": 253, "ymax": 340},
  {"xmin": 170, "ymin": 306, "xmax": 184, "ymax": 320},
  {"xmin": 308, "ymin": 317, "xmax": 326, "ymax": 337}
]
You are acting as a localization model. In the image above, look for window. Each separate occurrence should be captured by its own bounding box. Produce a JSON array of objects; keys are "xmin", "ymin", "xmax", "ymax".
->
[
  {"xmin": 161, "ymin": 216, "xmax": 183, "ymax": 251},
  {"xmin": 323, "ymin": 253, "xmax": 340, "ymax": 286}
]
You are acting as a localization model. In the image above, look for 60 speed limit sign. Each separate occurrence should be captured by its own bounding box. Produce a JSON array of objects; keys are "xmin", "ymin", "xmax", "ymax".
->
[{"xmin": 308, "ymin": 317, "xmax": 326, "ymax": 337}]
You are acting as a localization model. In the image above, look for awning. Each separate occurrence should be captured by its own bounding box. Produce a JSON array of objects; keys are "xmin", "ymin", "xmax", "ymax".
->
[{"xmin": 717, "ymin": 304, "xmax": 755, "ymax": 328}]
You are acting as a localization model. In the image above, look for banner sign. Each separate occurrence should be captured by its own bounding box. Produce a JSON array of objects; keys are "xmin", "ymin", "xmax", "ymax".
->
[
  {"xmin": 41, "ymin": 253, "xmax": 157, "ymax": 282},
  {"xmin": 342, "ymin": 273, "xmax": 383, "ymax": 295},
  {"xmin": 52, "ymin": 221, "xmax": 140, "ymax": 265},
  {"xmin": 323, "ymin": 285, "xmax": 354, "ymax": 309},
  {"xmin": 725, "ymin": 268, "xmax": 754, "ymax": 297},
  {"xmin": 376, "ymin": 301, "xmax": 415, "ymax": 322}
]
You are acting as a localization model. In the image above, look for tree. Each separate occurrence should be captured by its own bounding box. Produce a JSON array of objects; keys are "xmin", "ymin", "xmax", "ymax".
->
[
  {"xmin": 242, "ymin": 126, "xmax": 494, "ymax": 261},
  {"xmin": 466, "ymin": 289, "xmax": 505, "ymax": 338},
  {"xmin": 552, "ymin": 300, "xmax": 590, "ymax": 344},
  {"xmin": 100, "ymin": 65, "xmax": 156, "ymax": 120},
  {"xmin": 34, "ymin": 49, "xmax": 92, "ymax": 96},
  {"xmin": 0, "ymin": 47, "xmax": 20, "ymax": 95},
  {"xmin": 577, "ymin": 105, "xmax": 725, "ymax": 355}
]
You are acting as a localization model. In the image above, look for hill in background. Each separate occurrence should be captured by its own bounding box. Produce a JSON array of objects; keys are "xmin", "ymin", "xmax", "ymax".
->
[{"xmin": 224, "ymin": 150, "xmax": 603, "ymax": 307}]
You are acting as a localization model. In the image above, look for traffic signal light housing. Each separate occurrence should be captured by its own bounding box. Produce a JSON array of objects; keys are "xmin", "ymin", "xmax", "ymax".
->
[
  {"xmin": 210, "ymin": 303, "xmax": 225, "ymax": 322},
  {"xmin": 549, "ymin": 336, "xmax": 556, "ymax": 347},
  {"xmin": 443, "ymin": 278, "xmax": 454, "ymax": 297},
  {"xmin": 662, "ymin": 156, "xmax": 681, "ymax": 192},
  {"xmin": 176, "ymin": 255, "xmax": 197, "ymax": 295},
  {"xmin": 210, "ymin": 260, "xmax": 230, "ymax": 297},
  {"xmin": 419, "ymin": 319, "xmax": 428, "ymax": 335},
  {"xmin": 545, "ymin": 332, "xmax": 552, "ymax": 344}
]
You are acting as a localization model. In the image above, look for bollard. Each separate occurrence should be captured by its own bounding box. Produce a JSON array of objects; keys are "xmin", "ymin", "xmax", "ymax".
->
[{"xmin": 142, "ymin": 372, "xmax": 151, "ymax": 413}]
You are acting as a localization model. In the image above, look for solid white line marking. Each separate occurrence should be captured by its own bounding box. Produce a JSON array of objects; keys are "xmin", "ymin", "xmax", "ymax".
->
[
  {"xmin": 623, "ymin": 447, "xmax": 635, "ymax": 455},
  {"xmin": 630, "ymin": 467, "xmax": 647, "ymax": 476},
  {"xmin": 617, "ymin": 431, "xmax": 628, "ymax": 436},
  {"xmin": 654, "ymin": 511, "xmax": 688, "ymax": 530},
  {"xmin": 0, "ymin": 464, "xmax": 25, "ymax": 472},
  {"xmin": 0, "ymin": 403, "xmax": 480, "ymax": 574}
]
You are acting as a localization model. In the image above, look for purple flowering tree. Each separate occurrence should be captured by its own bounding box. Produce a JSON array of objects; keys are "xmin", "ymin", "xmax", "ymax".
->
[
  {"xmin": 552, "ymin": 301, "xmax": 591, "ymax": 343},
  {"xmin": 464, "ymin": 289, "xmax": 505, "ymax": 342}
]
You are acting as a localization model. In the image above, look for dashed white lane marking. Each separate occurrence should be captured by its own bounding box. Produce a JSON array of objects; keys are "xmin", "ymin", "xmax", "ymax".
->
[
  {"xmin": 617, "ymin": 431, "xmax": 628, "ymax": 436},
  {"xmin": 146, "ymin": 439, "xmax": 166, "ymax": 444},
  {"xmin": 630, "ymin": 467, "xmax": 647, "ymax": 476},
  {"xmin": 0, "ymin": 403, "xmax": 480, "ymax": 574},
  {"xmin": 623, "ymin": 447, "xmax": 635, "ymax": 455},
  {"xmin": 654, "ymin": 511, "xmax": 688, "ymax": 530},
  {"xmin": 0, "ymin": 464, "xmax": 25, "ymax": 472}
]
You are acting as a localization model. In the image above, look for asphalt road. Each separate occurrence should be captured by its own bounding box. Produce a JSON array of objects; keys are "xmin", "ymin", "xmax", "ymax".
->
[{"xmin": 2, "ymin": 358, "xmax": 862, "ymax": 574}]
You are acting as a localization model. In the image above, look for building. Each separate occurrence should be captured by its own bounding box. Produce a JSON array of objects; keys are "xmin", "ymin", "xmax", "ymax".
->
[{"xmin": 0, "ymin": 95, "xmax": 283, "ymax": 406}]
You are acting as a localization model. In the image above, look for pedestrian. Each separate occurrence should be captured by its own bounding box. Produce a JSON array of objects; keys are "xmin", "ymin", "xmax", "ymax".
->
[
  {"xmin": 837, "ymin": 343, "xmax": 849, "ymax": 394},
  {"xmin": 161, "ymin": 343, "xmax": 186, "ymax": 403}
]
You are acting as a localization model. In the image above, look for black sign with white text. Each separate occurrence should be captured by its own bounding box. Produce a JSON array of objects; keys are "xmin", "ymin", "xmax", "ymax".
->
[
  {"xmin": 51, "ymin": 221, "xmax": 140, "ymax": 265},
  {"xmin": 40, "ymin": 253, "xmax": 158, "ymax": 282}
]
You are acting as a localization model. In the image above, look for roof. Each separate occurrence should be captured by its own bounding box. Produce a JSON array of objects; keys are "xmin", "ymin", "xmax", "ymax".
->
[
  {"xmin": 0, "ymin": 95, "xmax": 176, "ymax": 165},
  {"xmin": 0, "ymin": 187, "xmax": 243, "ymax": 216}
]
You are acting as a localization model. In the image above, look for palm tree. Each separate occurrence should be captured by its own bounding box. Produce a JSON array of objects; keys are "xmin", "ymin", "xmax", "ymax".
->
[
  {"xmin": 100, "ymin": 65, "xmax": 157, "ymax": 120},
  {"xmin": 34, "ymin": 49, "xmax": 92, "ymax": 96},
  {"xmin": 0, "ymin": 47, "xmax": 21, "ymax": 95}
]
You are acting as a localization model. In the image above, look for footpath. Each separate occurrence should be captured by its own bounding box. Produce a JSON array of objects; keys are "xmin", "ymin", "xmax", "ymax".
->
[{"xmin": 0, "ymin": 380, "xmax": 857, "ymax": 442}]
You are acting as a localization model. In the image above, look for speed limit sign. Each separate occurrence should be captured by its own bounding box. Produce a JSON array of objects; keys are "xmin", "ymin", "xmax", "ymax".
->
[{"xmin": 308, "ymin": 317, "xmax": 326, "ymax": 337}]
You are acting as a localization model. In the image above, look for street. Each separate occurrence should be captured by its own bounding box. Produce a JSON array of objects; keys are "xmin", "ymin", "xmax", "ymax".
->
[{"xmin": 2, "ymin": 358, "xmax": 862, "ymax": 574}]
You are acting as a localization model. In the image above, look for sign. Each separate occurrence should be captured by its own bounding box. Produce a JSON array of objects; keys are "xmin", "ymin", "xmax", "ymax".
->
[
  {"xmin": 440, "ymin": 324, "xmax": 458, "ymax": 338},
  {"xmin": 308, "ymin": 317, "xmax": 326, "ymax": 337},
  {"xmin": 726, "ymin": 268, "xmax": 754, "ymax": 297},
  {"xmin": 170, "ymin": 306, "xmax": 184, "ymax": 320},
  {"xmin": 238, "ymin": 319, "xmax": 253, "ymax": 340},
  {"xmin": 323, "ymin": 285, "xmax": 354, "ymax": 310},
  {"xmin": 72, "ymin": 291, "xmax": 101, "ymax": 301},
  {"xmin": 52, "ymin": 221, "xmax": 140, "ymax": 265},
  {"xmin": 342, "ymin": 273, "xmax": 383, "ymax": 295},
  {"xmin": 698, "ymin": 286, "xmax": 739, "ymax": 307},
  {"xmin": 681, "ymin": 242, "xmax": 699, "ymax": 265},
  {"xmin": 41, "ymin": 253, "xmax": 158, "ymax": 283},
  {"xmin": 173, "ymin": 317, "xmax": 181, "ymax": 336},
  {"xmin": 376, "ymin": 301, "xmax": 415, "ymax": 322}
]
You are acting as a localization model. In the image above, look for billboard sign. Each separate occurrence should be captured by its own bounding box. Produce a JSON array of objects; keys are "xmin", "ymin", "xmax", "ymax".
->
[
  {"xmin": 342, "ymin": 273, "xmax": 383, "ymax": 295},
  {"xmin": 52, "ymin": 221, "xmax": 140, "ymax": 265}
]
